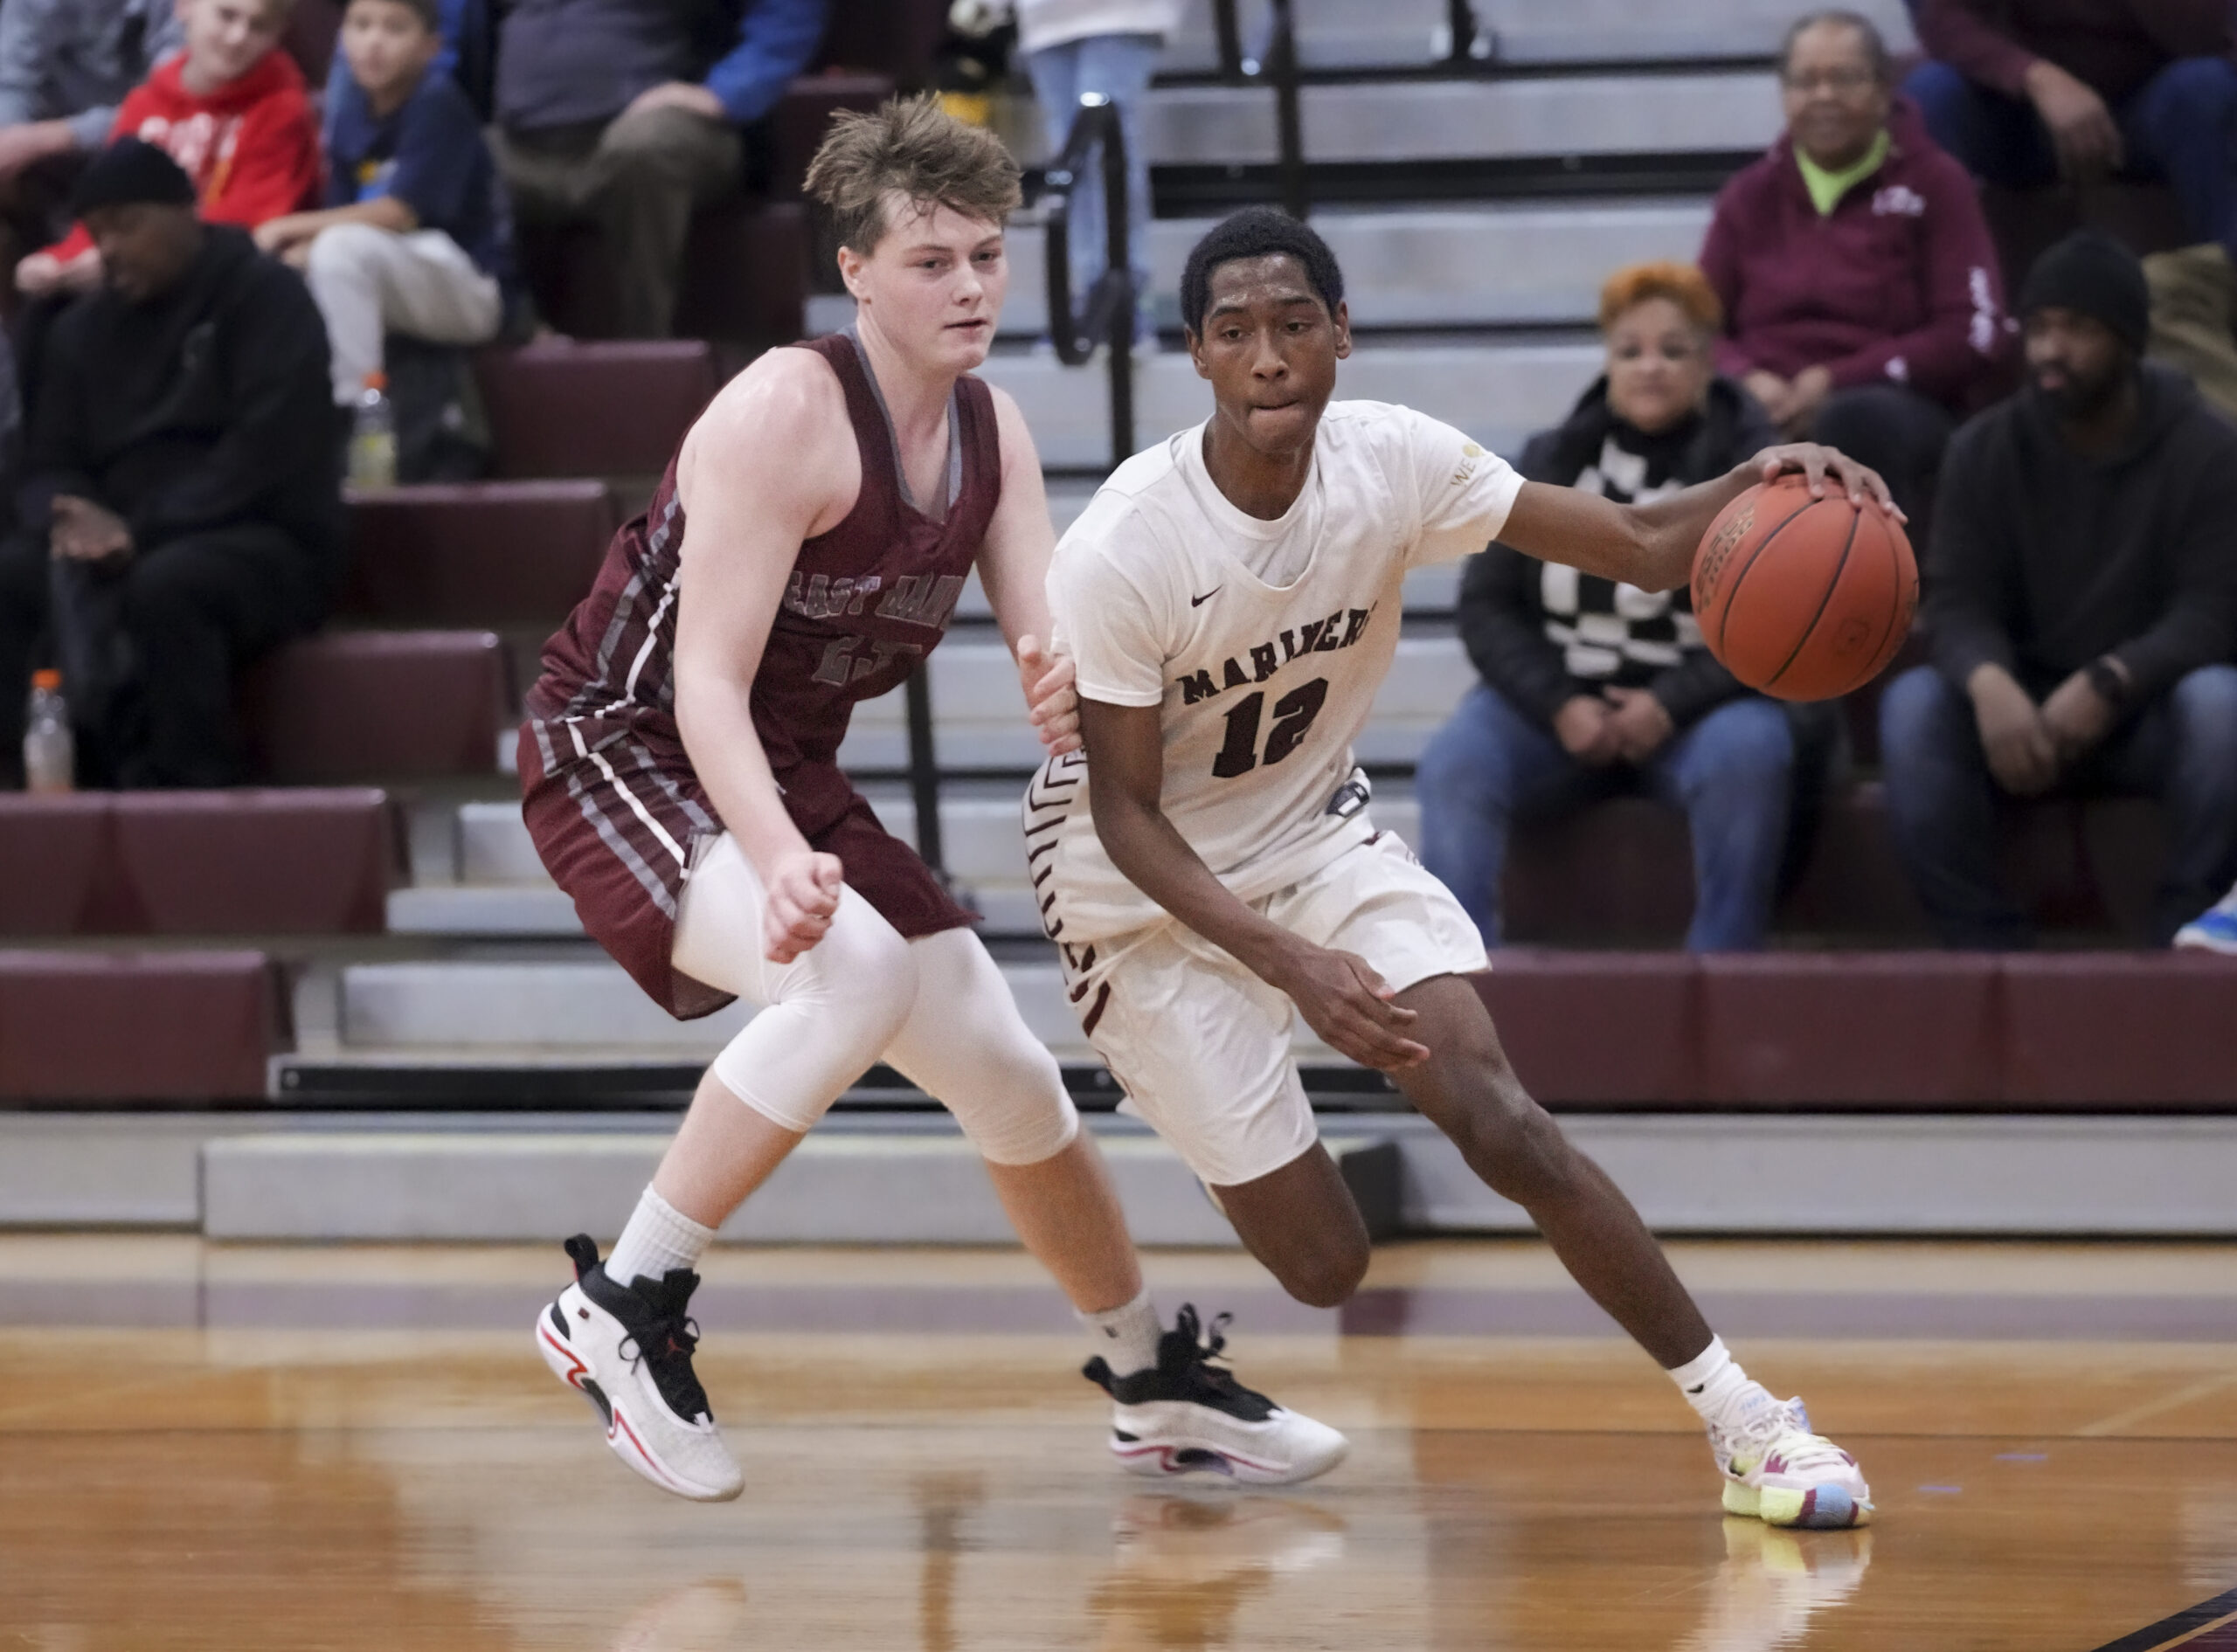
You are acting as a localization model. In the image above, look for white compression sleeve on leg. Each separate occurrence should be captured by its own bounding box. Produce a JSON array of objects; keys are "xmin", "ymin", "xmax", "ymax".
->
[
  {"xmin": 881, "ymin": 926, "xmax": 1081, "ymax": 1165},
  {"xmin": 670, "ymin": 833, "xmax": 921, "ymax": 1134}
]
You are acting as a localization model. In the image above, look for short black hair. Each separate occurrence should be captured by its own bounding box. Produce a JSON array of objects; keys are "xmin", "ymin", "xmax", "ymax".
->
[{"xmin": 1179, "ymin": 207, "xmax": 1345, "ymax": 335}]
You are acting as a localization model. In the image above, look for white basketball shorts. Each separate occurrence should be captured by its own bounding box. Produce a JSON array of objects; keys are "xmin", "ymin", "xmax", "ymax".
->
[{"xmin": 1054, "ymin": 831, "xmax": 1487, "ymax": 1188}]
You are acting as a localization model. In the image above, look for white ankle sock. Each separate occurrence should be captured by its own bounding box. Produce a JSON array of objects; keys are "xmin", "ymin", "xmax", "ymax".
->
[
  {"xmin": 606, "ymin": 1186, "xmax": 716, "ymax": 1288},
  {"xmin": 1667, "ymin": 1335, "xmax": 1761, "ymax": 1432},
  {"xmin": 1079, "ymin": 1288, "xmax": 1162, "ymax": 1378}
]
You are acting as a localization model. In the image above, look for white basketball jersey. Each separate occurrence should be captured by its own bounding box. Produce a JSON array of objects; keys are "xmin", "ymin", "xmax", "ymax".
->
[{"xmin": 1042, "ymin": 399, "xmax": 1523, "ymax": 942}]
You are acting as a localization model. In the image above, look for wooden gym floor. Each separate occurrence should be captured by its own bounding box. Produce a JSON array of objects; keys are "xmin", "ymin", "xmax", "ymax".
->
[{"xmin": 3, "ymin": 1236, "xmax": 2235, "ymax": 1650}]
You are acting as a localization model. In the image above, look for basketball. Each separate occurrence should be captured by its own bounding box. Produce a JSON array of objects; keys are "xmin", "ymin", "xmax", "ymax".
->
[{"xmin": 1691, "ymin": 473, "xmax": 1918, "ymax": 702}]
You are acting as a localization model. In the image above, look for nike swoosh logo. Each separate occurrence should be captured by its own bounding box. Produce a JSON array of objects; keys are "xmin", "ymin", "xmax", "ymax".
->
[{"xmin": 1190, "ymin": 588, "xmax": 1221, "ymax": 607}]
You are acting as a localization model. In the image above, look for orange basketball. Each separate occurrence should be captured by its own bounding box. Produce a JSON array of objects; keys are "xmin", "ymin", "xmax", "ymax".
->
[{"xmin": 1691, "ymin": 474, "xmax": 1918, "ymax": 702}]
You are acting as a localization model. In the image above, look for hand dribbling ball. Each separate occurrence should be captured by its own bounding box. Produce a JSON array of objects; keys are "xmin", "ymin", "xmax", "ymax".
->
[{"xmin": 1692, "ymin": 473, "xmax": 1917, "ymax": 702}]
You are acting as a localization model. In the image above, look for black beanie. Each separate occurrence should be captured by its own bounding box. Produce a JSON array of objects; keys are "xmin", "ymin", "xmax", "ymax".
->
[
  {"xmin": 70, "ymin": 137, "xmax": 197, "ymax": 217},
  {"xmin": 2018, "ymin": 230, "xmax": 2150, "ymax": 353}
]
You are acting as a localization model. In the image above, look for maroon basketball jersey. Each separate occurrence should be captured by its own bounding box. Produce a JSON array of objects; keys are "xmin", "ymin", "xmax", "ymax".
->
[{"xmin": 521, "ymin": 333, "xmax": 1001, "ymax": 1017}]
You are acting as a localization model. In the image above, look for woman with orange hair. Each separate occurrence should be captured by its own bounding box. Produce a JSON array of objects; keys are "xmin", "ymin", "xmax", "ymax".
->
[{"xmin": 1416, "ymin": 261, "xmax": 1819, "ymax": 951}]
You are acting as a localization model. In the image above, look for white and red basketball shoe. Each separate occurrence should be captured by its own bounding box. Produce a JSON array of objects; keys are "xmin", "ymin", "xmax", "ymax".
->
[
  {"xmin": 535, "ymin": 1234, "xmax": 744, "ymax": 1503},
  {"xmin": 1084, "ymin": 1305, "xmax": 1348, "ymax": 1487},
  {"xmin": 1709, "ymin": 1389, "xmax": 1873, "ymax": 1529}
]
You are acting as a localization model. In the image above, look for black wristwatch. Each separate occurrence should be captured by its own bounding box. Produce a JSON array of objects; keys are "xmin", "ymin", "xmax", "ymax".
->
[{"xmin": 2085, "ymin": 657, "xmax": 2130, "ymax": 708}]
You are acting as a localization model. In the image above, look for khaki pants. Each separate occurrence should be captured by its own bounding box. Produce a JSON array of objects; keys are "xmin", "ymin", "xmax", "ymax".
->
[
  {"xmin": 2145, "ymin": 243, "xmax": 2237, "ymax": 422},
  {"xmin": 495, "ymin": 104, "xmax": 741, "ymax": 339},
  {"xmin": 305, "ymin": 224, "xmax": 504, "ymax": 404}
]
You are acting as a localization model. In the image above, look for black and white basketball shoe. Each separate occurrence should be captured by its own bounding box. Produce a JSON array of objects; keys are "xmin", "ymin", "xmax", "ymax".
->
[
  {"xmin": 1084, "ymin": 1305, "xmax": 1348, "ymax": 1486},
  {"xmin": 535, "ymin": 1234, "xmax": 744, "ymax": 1502}
]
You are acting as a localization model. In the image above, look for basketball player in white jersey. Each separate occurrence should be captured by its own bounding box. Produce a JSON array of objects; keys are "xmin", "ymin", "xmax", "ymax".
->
[{"xmin": 1035, "ymin": 208, "xmax": 1896, "ymax": 1528}]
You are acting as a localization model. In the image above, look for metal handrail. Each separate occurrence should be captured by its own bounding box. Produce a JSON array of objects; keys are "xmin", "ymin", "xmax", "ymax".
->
[
  {"xmin": 1206, "ymin": 0, "xmax": 1307, "ymax": 219},
  {"xmin": 1042, "ymin": 93, "xmax": 1137, "ymax": 473}
]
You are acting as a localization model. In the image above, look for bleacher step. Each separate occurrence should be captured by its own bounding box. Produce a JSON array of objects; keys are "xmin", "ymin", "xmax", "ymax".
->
[
  {"xmin": 1002, "ymin": 201, "xmax": 1713, "ymax": 336},
  {"xmin": 199, "ymin": 1123, "xmax": 1402, "ymax": 1245},
  {"xmin": 977, "ymin": 342, "xmax": 1595, "ymax": 470},
  {"xmin": 1153, "ymin": 0, "xmax": 1911, "ymax": 72},
  {"xmin": 415, "ymin": 793, "xmax": 1426, "ymax": 941},
  {"xmin": 1123, "ymin": 73, "xmax": 1781, "ymax": 168},
  {"xmin": 336, "ymin": 956, "xmax": 1344, "ymax": 1065}
]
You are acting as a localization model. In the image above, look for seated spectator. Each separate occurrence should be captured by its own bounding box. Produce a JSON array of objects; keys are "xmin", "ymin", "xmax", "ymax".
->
[
  {"xmin": 324, "ymin": 0, "xmax": 491, "ymax": 121},
  {"xmin": 1415, "ymin": 263, "xmax": 1799, "ymax": 953},
  {"xmin": 16, "ymin": 0, "xmax": 321, "ymax": 300},
  {"xmin": 1906, "ymin": 0, "xmax": 2235, "ymax": 262},
  {"xmin": 0, "ymin": 0, "xmax": 187, "ymax": 255},
  {"xmin": 1017, "ymin": 0, "xmax": 1183, "ymax": 347},
  {"xmin": 1700, "ymin": 9, "xmax": 2005, "ymax": 540},
  {"xmin": 492, "ymin": 0, "xmax": 826, "ymax": 339},
  {"xmin": 0, "ymin": 141, "xmax": 342, "ymax": 789},
  {"xmin": 1880, "ymin": 232, "xmax": 2237, "ymax": 948},
  {"xmin": 253, "ymin": 0, "xmax": 510, "ymax": 409}
]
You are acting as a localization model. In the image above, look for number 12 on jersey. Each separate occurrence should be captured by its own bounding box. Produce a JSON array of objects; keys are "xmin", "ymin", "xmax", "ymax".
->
[{"xmin": 1211, "ymin": 678, "xmax": 1330, "ymax": 778}]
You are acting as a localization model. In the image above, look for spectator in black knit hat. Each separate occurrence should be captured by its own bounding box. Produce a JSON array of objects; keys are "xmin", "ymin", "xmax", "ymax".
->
[
  {"xmin": 0, "ymin": 139, "xmax": 341, "ymax": 788},
  {"xmin": 1879, "ymin": 230, "xmax": 2237, "ymax": 947}
]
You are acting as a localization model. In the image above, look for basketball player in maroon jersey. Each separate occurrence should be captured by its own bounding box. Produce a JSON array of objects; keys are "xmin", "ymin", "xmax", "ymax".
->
[{"xmin": 520, "ymin": 100, "xmax": 1344, "ymax": 1501}]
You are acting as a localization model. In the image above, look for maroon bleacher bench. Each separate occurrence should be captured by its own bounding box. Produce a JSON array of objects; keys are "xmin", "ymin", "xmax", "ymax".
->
[
  {"xmin": 0, "ymin": 950, "xmax": 288, "ymax": 1102},
  {"xmin": 242, "ymin": 630, "xmax": 512, "ymax": 783},
  {"xmin": 1469, "ymin": 950, "xmax": 2237, "ymax": 1109},
  {"xmin": 343, "ymin": 480, "xmax": 619, "ymax": 626},
  {"xmin": 520, "ymin": 201, "xmax": 808, "ymax": 345},
  {"xmin": 0, "ymin": 791, "xmax": 399, "ymax": 936},
  {"xmin": 475, "ymin": 342, "xmax": 722, "ymax": 480},
  {"xmin": 1511, "ymin": 785, "xmax": 2167, "ymax": 947}
]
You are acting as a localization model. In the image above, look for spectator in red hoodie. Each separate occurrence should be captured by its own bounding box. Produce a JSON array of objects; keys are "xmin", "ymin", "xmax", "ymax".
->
[
  {"xmin": 1700, "ymin": 10, "xmax": 2006, "ymax": 543},
  {"xmin": 15, "ymin": 0, "xmax": 321, "ymax": 300},
  {"xmin": 1906, "ymin": 1, "xmax": 2235, "ymax": 259}
]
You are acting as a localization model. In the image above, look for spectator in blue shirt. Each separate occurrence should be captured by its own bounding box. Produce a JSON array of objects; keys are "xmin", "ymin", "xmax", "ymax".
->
[
  {"xmin": 253, "ymin": 0, "xmax": 511, "ymax": 407},
  {"xmin": 324, "ymin": 0, "xmax": 491, "ymax": 121},
  {"xmin": 492, "ymin": 0, "xmax": 828, "ymax": 338}
]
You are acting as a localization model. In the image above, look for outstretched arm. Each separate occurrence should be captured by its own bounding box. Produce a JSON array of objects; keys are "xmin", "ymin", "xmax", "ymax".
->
[
  {"xmin": 1079, "ymin": 696, "xmax": 1429, "ymax": 1071},
  {"xmin": 672, "ymin": 350, "xmax": 857, "ymax": 964},
  {"xmin": 975, "ymin": 386, "xmax": 1080, "ymax": 756},
  {"xmin": 1498, "ymin": 441, "xmax": 1900, "ymax": 596}
]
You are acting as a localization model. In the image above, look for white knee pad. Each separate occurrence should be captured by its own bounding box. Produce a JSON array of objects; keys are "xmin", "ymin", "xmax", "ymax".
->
[
  {"xmin": 883, "ymin": 929, "xmax": 1081, "ymax": 1166},
  {"xmin": 675, "ymin": 834, "xmax": 920, "ymax": 1133}
]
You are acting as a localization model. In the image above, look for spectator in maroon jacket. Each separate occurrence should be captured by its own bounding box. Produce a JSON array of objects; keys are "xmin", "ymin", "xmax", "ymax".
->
[
  {"xmin": 1905, "ymin": 0, "xmax": 2235, "ymax": 261},
  {"xmin": 1700, "ymin": 10, "xmax": 2006, "ymax": 542}
]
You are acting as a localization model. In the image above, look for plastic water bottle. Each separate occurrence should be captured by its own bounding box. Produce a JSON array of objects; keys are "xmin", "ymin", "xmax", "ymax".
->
[
  {"xmin": 23, "ymin": 669, "xmax": 73, "ymax": 794},
  {"xmin": 349, "ymin": 370, "xmax": 398, "ymax": 490}
]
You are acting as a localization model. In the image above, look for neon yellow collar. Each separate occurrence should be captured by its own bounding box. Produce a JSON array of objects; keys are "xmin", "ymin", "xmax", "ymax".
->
[{"xmin": 1796, "ymin": 128, "xmax": 1890, "ymax": 216}]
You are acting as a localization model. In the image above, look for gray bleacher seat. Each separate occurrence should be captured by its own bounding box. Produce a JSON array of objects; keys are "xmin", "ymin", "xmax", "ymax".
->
[
  {"xmin": 1006, "ymin": 201, "xmax": 1715, "ymax": 336},
  {"xmin": 977, "ymin": 342, "xmax": 1595, "ymax": 469},
  {"xmin": 1153, "ymin": 0, "xmax": 1915, "ymax": 73}
]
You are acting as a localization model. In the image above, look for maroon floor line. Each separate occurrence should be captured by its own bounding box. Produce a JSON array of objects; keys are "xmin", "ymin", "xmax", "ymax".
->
[{"xmin": 2089, "ymin": 1586, "xmax": 2237, "ymax": 1652}]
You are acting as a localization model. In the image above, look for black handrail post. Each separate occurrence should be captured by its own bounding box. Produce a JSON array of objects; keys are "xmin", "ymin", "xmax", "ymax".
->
[
  {"xmin": 1044, "ymin": 95, "xmax": 1136, "ymax": 471},
  {"xmin": 1268, "ymin": 0, "xmax": 1307, "ymax": 220},
  {"xmin": 1444, "ymin": 0, "xmax": 1479, "ymax": 65},
  {"xmin": 1097, "ymin": 94, "xmax": 1136, "ymax": 466},
  {"xmin": 1212, "ymin": 0, "xmax": 1245, "ymax": 80}
]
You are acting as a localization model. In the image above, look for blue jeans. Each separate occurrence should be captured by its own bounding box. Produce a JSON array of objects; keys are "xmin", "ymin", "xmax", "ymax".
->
[
  {"xmin": 1025, "ymin": 33, "xmax": 1160, "ymax": 338},
  {"xmin": 1416, "ymin": 684, "xmax": 1796, "ymax": 951},
  {"xmin": 1878, "ymin": 664, "xmax": 2237, "ymax": 947},
  {"xmin": 1905, "ymin": 56, "xmax": 2237, "ymax": 258}
]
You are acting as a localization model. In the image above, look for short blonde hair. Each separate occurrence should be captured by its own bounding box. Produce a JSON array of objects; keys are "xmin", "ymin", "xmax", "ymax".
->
[
  {"xmin": 804, "ymin": 95, "xmax": 1022, "ymax": 255},
  {"xmin": 1598, "ymin": 261, "xmax": 1723, "ymax": 336}
]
